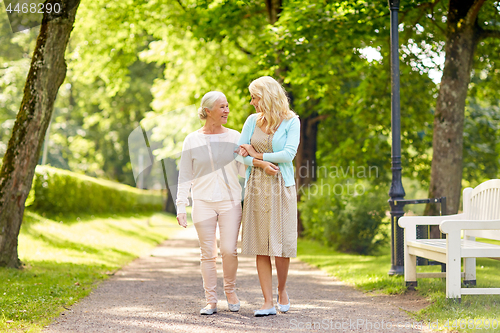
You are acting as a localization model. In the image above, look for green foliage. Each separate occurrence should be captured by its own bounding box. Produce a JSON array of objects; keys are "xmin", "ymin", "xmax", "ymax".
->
[
  {"xmin": 28, "ymin": 166, "xmax": 162, "ymax": 215},
  {"xmin": 0, "ymin": 211, "xmax": 177, "ymax": 332},
  {"xmin": 298, "ymin": 177, "xmax": 389, "ymax": 255},
  {"xmin": 1, "ymin": 0, "xmax": 499, "ymax": 198},
  {"xmin": 0, "ymin": 11, "xmax": 39, "ymax": 158},
  {"xmin": 47, "ymin": 56, "xmax": 162, "ymax": 184},
  {"xmin": 39, "ymin": 0, "xmax": 257, "ymax": 183},
  {"xmin": 463, "ymin": 93, "xmax": 500, "ymax": 187},
  {"xmin": 47, "ymin": 46, "xmax": 162, "ymax": 184}
]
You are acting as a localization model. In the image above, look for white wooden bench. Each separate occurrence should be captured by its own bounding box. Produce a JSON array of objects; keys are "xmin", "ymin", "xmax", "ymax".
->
[{"xmin": 398, "ymin": 179, "xmax": 500, "ymax": 301}]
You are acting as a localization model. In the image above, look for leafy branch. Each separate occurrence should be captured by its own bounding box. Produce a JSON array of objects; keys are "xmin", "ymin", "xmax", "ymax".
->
[
  {"xmin": 426, "ymin": 14, "xmax": 446, "ymax": 35},
  {"xmin": 465, "ymin": 0, "xmax": 487, "ymax": 26},
  {"xmin": 399, "ymin": 0, "xmax": 442, "ymax": 23},
  {"xmin": 234, "ymin": 40, "xmax": 252, "ymax": 56},
  {"xmin": 479, "ymin": 28, "xmax": 500, "ymax": 40},
  {"xmin": 175, "ymin": 0, "xmax": 186, "ymax": 12},
  {"xmin": 309, "ymin": 114, "xmax": 329, "ymax": 125}
]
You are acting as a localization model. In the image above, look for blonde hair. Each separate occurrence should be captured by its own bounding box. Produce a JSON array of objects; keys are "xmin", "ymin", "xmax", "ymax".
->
[
  {"xmin": 249, "ymin": 76, "xmax": 296, "ymax": 133},
  {"xmin": 198, "ymin": 91, "xmax": 226, "ymax": 120}
]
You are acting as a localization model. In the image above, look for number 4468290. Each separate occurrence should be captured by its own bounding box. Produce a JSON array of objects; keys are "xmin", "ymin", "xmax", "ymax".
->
[{"xmin": 5, "ymin": 2, "xmax": 62, "ymax": 14}]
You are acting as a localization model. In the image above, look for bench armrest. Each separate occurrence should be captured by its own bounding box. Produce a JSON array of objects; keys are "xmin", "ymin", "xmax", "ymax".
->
[
  {"xmin": 398, "ymin": 213, "xmax": 465, "ymax": 229},
  {"xmin": 440, "ymin": 220, "xmax": 500, "ymax": 234}
]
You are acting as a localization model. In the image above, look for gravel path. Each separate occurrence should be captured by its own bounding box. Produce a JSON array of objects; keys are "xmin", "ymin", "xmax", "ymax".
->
[{"xmin": 44, "ymin": 225, "xmax": 434, "ymax": 332}]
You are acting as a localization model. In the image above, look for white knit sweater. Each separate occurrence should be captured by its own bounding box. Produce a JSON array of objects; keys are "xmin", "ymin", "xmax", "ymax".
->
[{"xmin": 175, "ymin": 129, "xmax": 246, "ymax": 214}]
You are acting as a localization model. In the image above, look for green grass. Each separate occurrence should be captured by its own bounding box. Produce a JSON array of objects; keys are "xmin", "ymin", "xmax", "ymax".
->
[
  {"xmin": 298, "ymin": 238, "xmax": 500, "ymax": 332},
  {"xmin": 0, "ymin": 210, "xmax": 178, "ymax": 332}
]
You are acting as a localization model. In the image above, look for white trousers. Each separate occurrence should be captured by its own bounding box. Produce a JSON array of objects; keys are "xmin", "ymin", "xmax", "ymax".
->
[{"xmin": 192, "ymin": 200, "xmax": 242, "ymax": 304}]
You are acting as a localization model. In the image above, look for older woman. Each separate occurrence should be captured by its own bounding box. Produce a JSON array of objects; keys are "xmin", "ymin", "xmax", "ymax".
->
[
  {"xmin": 236, "ymin": 76, "xmax": 300, "ymax": 316},
  {"xmin": 176, "ymin": 91, "xmax": 245, "ymax": 315}
]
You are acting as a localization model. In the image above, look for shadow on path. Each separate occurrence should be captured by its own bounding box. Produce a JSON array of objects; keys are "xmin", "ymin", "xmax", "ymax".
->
[{"xmin": 44, "ymin": 227, "xmax": 432, "ymax": 332}]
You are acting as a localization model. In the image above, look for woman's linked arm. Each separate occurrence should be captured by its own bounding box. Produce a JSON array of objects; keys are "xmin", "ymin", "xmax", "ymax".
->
[
  {"xmin": 234, "ymin": 116, "xmax": 256, "ymax": 166},
  {"xmin": 234, "ymin": 115, "xmax": 279, "ymax": 176}
]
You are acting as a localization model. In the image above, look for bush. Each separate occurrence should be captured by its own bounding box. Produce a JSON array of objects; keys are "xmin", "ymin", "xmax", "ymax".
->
[
  {"xmin": 298, "ymin": 177, "xmax": 389, "ymax": 255},
  {"xmin": 26, "ymin": 165, "xmax": 163, "ymax": 215}
]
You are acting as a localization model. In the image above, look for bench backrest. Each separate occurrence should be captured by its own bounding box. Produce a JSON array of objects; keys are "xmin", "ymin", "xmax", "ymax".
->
[{"xmin": 464, "ymin": 179, "xmax": 500, "ymax": 241}]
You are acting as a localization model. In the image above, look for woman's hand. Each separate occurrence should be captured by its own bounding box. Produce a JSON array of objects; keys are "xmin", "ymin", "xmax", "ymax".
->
[
  {"xmin": 240, "ymin": 144, "xmax": 260, "ymax": 159},
  {"xmin": 177, "ymin": 213, "xmax": 187, "ymax": 228},
  {"xmin": 237, "ymin": 146, "xmax": 249, "ymax": 157},
  {"xmin": 253, "ymin": 159, "xmax": 279, "ymax": 176},
  {"xmin": 263, "ymin": 162, "xmax": 279, "ymax": 176}
]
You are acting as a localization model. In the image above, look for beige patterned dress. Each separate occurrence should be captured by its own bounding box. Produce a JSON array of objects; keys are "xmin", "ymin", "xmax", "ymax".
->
[{"xmin": 241, "ymin": 126, "xmax": 297, "ymax": 258}]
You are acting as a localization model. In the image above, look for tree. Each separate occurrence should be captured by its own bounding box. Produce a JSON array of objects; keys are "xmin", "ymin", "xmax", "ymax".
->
[
  {"xmin": 425, "ymin": 0, "xmax": 500, "ymax": 216},
  {"xmin": 0, "ymin": 0, "xmax": 81, "ymax": 268}
]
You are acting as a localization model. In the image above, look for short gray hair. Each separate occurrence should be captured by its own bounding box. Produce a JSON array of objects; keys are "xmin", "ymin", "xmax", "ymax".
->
[{"xmin": 198, "ymin": 91, "xmax": 226, "ymax": 120}]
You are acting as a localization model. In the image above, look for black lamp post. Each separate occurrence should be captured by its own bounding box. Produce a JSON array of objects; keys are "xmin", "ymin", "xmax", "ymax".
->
[{"xmin": 388, "ymin": 0, "xmax": 406, "ymax": 276}]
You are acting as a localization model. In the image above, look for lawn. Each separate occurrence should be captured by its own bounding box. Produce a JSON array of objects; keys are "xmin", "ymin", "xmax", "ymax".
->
[
  {"xmin": 0, "ymin": 210, "xmax": 178, "ymax": 332},
  {"xmin": 297, "ymin": 238, "xmax": 500, "ymax": 333}
]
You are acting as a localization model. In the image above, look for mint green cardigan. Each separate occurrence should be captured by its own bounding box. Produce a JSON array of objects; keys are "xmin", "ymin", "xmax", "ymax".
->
[{"xmin": 236, "ymin": 113, "xmax": 300, "ymax": 187}]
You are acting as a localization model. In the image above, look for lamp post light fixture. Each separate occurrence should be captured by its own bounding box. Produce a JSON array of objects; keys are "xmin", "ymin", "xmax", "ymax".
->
[{"xmin": 388, "ymin": 0, "xmax": 406, "ymax": 276}]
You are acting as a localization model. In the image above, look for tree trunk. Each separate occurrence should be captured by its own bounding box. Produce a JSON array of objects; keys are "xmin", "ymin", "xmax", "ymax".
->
[
  {"xmin": 295, "ymin": 113, "xmax": 319, "ymax": 235},
  {"xmin": 424, "ymin": 0, "xmax": 482, "ymax": 222},
  {"xmin": 265, "ymin": 0, "xmax": 282, "ymax": 25},
  {"xmin": 0, "ymin": 0, "xmax": 81, "ymax": 268},
  {"xmin": 164, "ymin": 189, "xmax": 177, "ymax": 214},
  {"xmin": 163, "ymin": 158, "xmax": 178, "ymax": 214}
]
